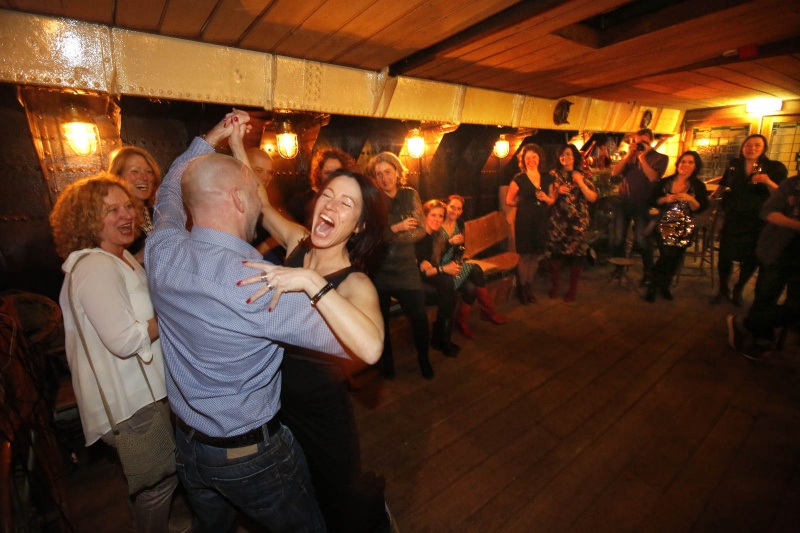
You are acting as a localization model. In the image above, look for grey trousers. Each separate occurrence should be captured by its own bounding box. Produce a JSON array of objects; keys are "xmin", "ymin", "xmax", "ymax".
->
[{"xmin": 101, "ymin": 400, "xmax": 178, "ymax": 533}]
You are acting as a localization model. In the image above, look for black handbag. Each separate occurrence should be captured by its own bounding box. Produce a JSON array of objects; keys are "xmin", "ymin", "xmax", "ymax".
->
[{"xmin": 68, "ymin": 254, "xmax": 175, "ymax": 494}]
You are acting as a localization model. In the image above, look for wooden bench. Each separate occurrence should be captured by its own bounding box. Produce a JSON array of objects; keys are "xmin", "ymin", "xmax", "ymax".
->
[{"xmin": 463, "ymin": 210, "xmax": 520, "ymax": 278}]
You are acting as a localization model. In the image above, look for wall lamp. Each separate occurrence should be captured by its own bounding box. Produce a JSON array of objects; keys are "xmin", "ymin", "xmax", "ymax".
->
[
  {"xmin": 406, "ymin": 128, "xmax": 425, "ymax": 159},
  {"xmin": 62, "ymin": 105, "xmax": 99, "ymax": 156},
  {"xmin": 493, "ymin": 134, "xmax": 510, "ymax": 158},
  {"xmin": 275, "ymin": 121, "xmax": 298, "ymax": 159}
]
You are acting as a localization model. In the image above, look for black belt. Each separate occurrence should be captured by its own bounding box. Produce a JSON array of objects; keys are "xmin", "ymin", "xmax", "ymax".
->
[{"xmin": 176, "ymin": 416, "xmax": 281, "ymax": 448}]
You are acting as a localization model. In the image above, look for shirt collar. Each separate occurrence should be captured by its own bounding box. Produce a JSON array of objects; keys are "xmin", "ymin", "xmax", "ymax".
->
[{"xmin": 190, "ymin": 226, "xmax": 262, "ymax": 261}]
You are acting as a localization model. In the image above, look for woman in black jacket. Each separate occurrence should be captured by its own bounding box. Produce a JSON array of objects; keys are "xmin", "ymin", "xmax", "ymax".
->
[{"xmin": 711, "ymin": 134, "xmax": 787, "ymax": 306}]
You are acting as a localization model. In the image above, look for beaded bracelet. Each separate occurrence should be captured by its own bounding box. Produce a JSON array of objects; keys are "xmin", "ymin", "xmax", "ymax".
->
[{"xmin": 310, "ymin": 282, "xmax": 335, "ymax": 307}]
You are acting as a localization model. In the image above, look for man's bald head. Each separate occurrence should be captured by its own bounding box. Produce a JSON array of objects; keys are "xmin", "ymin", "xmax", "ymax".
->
[{"xmin": 182, "ymin": 153, "xmax": 261, "ymax": 241}]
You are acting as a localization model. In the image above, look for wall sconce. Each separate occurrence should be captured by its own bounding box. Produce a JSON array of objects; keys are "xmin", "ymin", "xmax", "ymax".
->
[
  {"xmin": 62, "ymin": 105, "xmax": 99, "ymax": 156},
  {"xmin": 275, "ymin": 121, "xmax": 298, "ymax": 159},
  {"xmin": 745, "ymin": 98, "xmax": 782, "ymax": 115},
  {"xmin": 406, "ymin": 128, "xmax": 425, "ymax": 159},
  {"xmin": 493, "ymin": 135, "xmax": 510, "ymax": 158}
]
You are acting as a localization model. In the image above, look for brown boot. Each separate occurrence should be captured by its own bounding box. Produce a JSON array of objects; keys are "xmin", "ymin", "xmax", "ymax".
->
[
  {"xmin": 455, "ymin": 301, "xmax": 474, "ymax": 338},
  {"xmin": 475, "ymin": 287, "xmax": 507, "ymax": 324}
]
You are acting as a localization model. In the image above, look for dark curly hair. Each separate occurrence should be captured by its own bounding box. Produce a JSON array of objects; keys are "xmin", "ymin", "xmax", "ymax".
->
[{"xmin": 50, "ymin": 173, "xmax": 133, "ymax": 259}]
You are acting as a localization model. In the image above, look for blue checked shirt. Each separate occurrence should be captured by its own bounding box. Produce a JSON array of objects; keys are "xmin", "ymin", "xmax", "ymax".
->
[{"xmin": 146, "ymin": 137, "xmax": 345, "ymax": 437}]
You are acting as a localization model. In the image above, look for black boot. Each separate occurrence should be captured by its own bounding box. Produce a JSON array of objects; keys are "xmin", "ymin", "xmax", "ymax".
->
[
  {"xmin": 418, "ymin": 353, "xmax": 434, "ymax": 379},
  {"xmin": 381, "ymin": 349, "xmax": 395, "ymax": 379},
  {"xmin": 645, "ymin": 285, "xmax": 656, "ymax": 303},
  {"xmin": 431, "ymin": 319, "xmax": 460, "ymax": 357}
]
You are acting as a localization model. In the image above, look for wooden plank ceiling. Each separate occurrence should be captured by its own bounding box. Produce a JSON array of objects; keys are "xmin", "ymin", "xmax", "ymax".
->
[{"xmin": 2, "ymin": 0, "xmax": 799, "ymax": 110}]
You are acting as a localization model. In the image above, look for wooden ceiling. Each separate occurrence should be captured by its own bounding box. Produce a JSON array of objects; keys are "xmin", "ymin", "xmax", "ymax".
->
[{"xmin": 3, "ymin": 0, "xmax": 799, "ymax": 110}]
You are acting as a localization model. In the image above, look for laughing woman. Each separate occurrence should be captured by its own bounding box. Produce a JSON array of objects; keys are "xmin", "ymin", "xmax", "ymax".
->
[
  {"xmin": 240, "ymin": 153, "xmax": 391, "ymax": 531},
  {"xmin": 107, "ymin": 146, "xmax": 161, "ymax": 261},
  {"xmin": 50, "ymin": 174, "xmax": 176, "ymax": 533}
]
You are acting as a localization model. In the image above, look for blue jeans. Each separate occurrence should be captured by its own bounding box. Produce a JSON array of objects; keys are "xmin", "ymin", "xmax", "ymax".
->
[
  {"xmin": 175, "ymin": 422, "xmax": 325, "ymax": 533},
  {"xmin": 610, "ymin": 200, "xmax": 654, "ymax": 273}
]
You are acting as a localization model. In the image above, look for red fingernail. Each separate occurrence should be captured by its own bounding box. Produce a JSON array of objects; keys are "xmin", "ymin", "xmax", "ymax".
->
[
  {"xmin": 268, "ymin": 307, "xmax": 272, "ymax": 312},
  {"xmin": 234, "ymin": 117, "xmax": 238, "ymax": 122},
  {"xmin": 236, "ymin": 281, "xmax": 242, "ymax": 286},
  {"xmin": 246, "ymin": 298, "xmax": 252, "ymax": 304},
  {"xmin": 242, "ymin": 261, "xmax": 247, "ymax": 264}
]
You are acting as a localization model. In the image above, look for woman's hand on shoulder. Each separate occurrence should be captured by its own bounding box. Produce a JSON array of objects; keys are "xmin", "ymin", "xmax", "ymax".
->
[{"xmin": 239, "ymin": 261, "xmax": 325, "ymax": 310}]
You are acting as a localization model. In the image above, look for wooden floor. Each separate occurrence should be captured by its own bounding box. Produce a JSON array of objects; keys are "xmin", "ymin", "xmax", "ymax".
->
[
  {"xmin": 62, "ymin": 260, "xmax": 800, "ymax": 532},
  {"xmin": 352, "ymin": 261, "xmax": 800, "ymax": 532}
]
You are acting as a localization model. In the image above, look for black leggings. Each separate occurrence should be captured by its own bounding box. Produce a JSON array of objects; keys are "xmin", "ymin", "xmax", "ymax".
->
[{"xmin": 378, "ymin": 289, "xmax": 429, "ymax": 363}]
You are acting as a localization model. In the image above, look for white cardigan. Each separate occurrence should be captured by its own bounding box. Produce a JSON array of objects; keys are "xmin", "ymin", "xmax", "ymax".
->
[{"xmin": 60, "ymin": 248, "xmax": 166, "ymax": 445}]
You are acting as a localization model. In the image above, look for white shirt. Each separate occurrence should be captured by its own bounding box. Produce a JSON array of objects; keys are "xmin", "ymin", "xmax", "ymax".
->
[{"xmin": 59, "ymin": 248, "xmax": 166, "ymax": 445}]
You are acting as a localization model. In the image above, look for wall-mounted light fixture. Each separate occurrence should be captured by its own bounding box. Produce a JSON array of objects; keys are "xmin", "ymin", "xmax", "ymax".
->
[
  {"xmin": 406, "ymin": 128, "xmax": 425, "ymax": 159},
  {"xmin": 275, "ymin": 121, "xmax": 298, "ymax": 159},
  {"xmin": 493, "ymin": 134, "xmax": 510, "ymax": 158},
  {"xmin": 62, "ymin": 105, "xmax": 99, "ymax": 156},
  {"xmin": 745, "ymin": 98, "xmax": 782, "ymax": 115}
]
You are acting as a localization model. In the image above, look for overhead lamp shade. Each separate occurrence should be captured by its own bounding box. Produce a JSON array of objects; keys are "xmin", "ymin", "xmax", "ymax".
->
[
  {"xmin": 745, "ymin": 98, "xmax": 782, "ymax": 115},
  {"xmin": 276, "ymin": 121, "xmax": 298, "ymax": 159},
  {"xmin": 406, "ymin": 128, "xmax": 425, "ymax": 159},
  {"xmin": 62, "ymin": 106, "xmax": 99, "ymax": 156},
  {"xmin": 493, "ymin": 135, "xmax": 510, "ymax": 158}
]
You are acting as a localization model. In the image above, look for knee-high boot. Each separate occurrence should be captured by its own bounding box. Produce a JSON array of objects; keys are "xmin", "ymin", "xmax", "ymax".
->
[
  {"xmin": 548, "ymin": 259, "xmax": 562, "ymax": 299},
  {"xmin": 564, "ymin": 264, "xmax": 582, "ymax": 302},
  {"xmin": 455, "ymin": 301, "xmax": 474, "ymax": 338},
  {"xmin": 431, "ymin": 319, "xmax": 460, "ymax": 356},
  {"xmin": 475, "ymin": 287, "xmax": 507, "ymax": 324}
]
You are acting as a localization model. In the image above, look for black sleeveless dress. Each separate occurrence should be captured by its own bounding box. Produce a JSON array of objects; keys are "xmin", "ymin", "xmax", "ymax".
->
[{"xmin": 280, "ymin": 245, "xmax": 387, "ymax": 532}]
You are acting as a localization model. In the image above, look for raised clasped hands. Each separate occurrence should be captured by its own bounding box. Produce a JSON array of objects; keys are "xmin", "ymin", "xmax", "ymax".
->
[
  {"xmin": 204, "ymin": 108, "xmax": 252, "ymax": 149},
  {"xmin": 449, "ymin": 234, "xmax": 465, "ymax": 245}
]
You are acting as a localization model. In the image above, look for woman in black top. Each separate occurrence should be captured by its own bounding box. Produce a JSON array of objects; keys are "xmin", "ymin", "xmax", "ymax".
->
[
  {"xmin": 505, "ymin": 144, "xmax": 556, "ymax": 304},
  {"xmin": 242, "ymin": 166, "xmax": 390, "ymax": 533},
  {"xmin": 416, "ymin": 199, "xmax": 462, "ymax": 357},
  {"xmin": 711, "ymin": 134, "xmax": 787, "ymax": 306},
  {"xmin": 646, "ymin": 151, "xmax": 709, "ymax": 302}
]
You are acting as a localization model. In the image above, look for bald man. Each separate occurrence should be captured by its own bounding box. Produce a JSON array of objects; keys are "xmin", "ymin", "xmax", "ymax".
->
[{"xmin": 145, "ymin": 112, "xmax": 338, "ymax": 532}]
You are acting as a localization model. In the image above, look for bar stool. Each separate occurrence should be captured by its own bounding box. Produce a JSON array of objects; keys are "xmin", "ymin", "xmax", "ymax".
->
[{"xmin": 608, "ymin": 257, "xmax": 639, "ymax": 293}]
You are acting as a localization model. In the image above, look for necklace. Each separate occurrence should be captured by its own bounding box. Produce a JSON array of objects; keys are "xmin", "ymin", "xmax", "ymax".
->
[{"xmin": 141, "ymin": 207, "xmax": 153, "ymax": 235}]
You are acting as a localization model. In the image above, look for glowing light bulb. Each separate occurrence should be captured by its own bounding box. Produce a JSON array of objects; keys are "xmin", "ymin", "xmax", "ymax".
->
[{"xmin": 406, "ymin": 129, "xmax": 425, "ymax": 159}]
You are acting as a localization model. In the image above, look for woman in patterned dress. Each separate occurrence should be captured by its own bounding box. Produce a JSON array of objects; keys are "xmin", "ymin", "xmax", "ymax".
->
[{"xmin": 547, "ymin": 144, "xmax": 597, "ymax": 302}]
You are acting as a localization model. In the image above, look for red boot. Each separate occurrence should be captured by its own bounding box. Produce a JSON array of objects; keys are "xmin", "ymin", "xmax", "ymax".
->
[
  {"xmin": 564, "ymin": 264, "xmax": 582, "ymax": 303},
  {"xmin": 455, "ymin": 301, "xmax": 474, "ymax": 338},
  {"xmin": 475, "ymin": 287, "xmax": 508, "ymax": 325}
]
